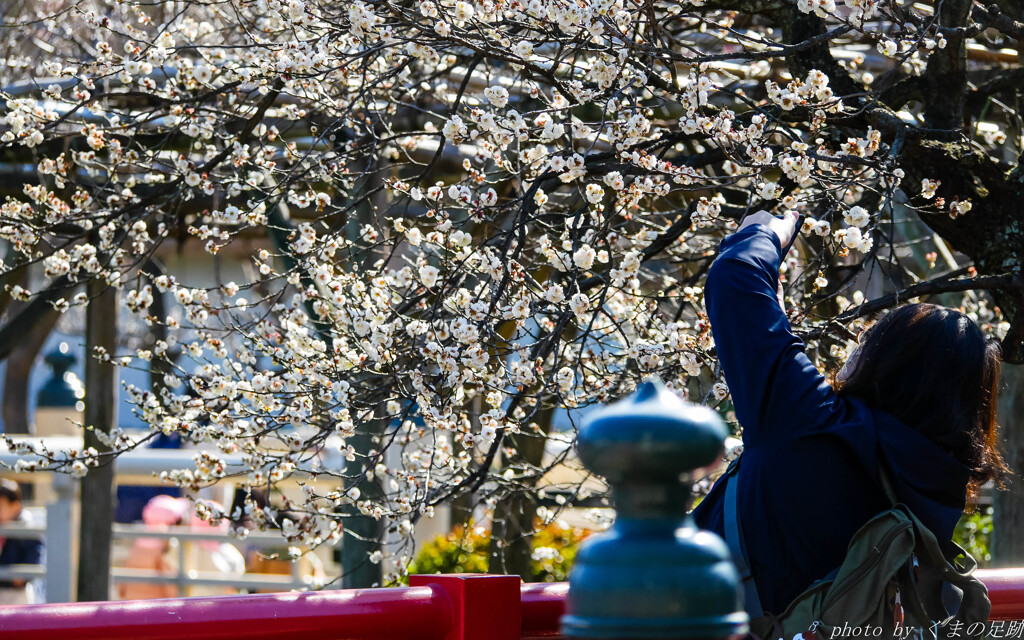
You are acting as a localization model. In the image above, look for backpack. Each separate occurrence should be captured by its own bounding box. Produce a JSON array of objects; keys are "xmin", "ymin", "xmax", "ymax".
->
[{"xmin": 722, "ymin": 454, "xmax": 991, "ymax": 640}]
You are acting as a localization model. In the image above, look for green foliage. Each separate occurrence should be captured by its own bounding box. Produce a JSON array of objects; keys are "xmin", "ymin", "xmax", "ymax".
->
[
  {"xmin": 530, "ymin": 520, "xmax": 589, "ymax": 582},
  {"xmin": 953, "ymin": 507, "xmax": 993, "ymax": 567},
  {"xmin": 406, "ymin": 507, "xmax": 994, "ymax": 584},
  {"xmin": 407, "ymin": 522, "xmax": 591, "ymax": 583},
  {"xmin": 406, "ymin": 525, "xmax": 491, "ymax": 577}
]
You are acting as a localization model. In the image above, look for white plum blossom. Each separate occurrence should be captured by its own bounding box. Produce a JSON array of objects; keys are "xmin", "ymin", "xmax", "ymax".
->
[
  {"xmin": 604, "ymin": 172, "xmax": 625, "ymax": 191},
  {"xmin": 877, "ymin": 39, "xmax": 898, "ymax": 57},
  {"xmin": 193, "ymin": 65, "xmax": 213, "ymax": 84},
  {"xmin": 0, "ymin": 0, "xmax": 1003, "ymax": 580},
  {"xmin": 573, "ymin": 245, "xmax": 596, "ymax": 270},
  {"xmin": 844, "ymin": 206, "xmax": 869, "ymax": 228},
  {"xmin": 836, "ymin": 227, "xmax": 874, "ymax": 253},
  {"xmin": 543, "ymin": 284, "xmax": 565, "ymax": 303},
  {"xmin": 570, "ymin": 292, "xmax": 590, "ymax": 318},
  {"xmin": 419, "ymin": 265, "xmax": 440, "ymax": 287},
  {"xmin": 513, "ymin": 41, "xmax": 534, "ymax": 58},
  {"xmin": 484, "ymin": 86, "xmax": 509, "ymax": 108},
  {"xmin": 555, "ymin": 367, "xmax": 575, "ymax": 392},
  {"xmin": 949, "ymin": 200, "xmax": 973, "ymax": 218},
  {"xmin": 454, "ymin": 1, "xmax": 474, "ymax": 20}
]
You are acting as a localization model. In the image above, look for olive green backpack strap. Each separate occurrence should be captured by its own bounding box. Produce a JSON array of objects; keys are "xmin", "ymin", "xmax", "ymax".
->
[
  {"xmin": 734, "ymin": 447, "xmax": 989, "ymax": 640},
  {"xmin": 877, "ymin": 454, "xmax": 991, "ymax": 635}
]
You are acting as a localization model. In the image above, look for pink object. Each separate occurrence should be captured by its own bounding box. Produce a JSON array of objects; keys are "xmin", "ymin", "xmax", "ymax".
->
[
  {"xmin": 142, "ymin": 496, "xmax": 189, "ymax": 526},
  {"xmin": 0, "ymin": 586, "xmax": 451, "ymax": 640},
  {"xmin": 134, "ymin": 496, "xmax": 190, "ymax": 550}
]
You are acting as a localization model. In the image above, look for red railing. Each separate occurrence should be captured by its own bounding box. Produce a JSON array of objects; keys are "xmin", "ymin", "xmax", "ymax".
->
[
  {"xmin": 521, "ymin": 581, "xmax": 570, "ymax": 638},
  {"xmin": 0, "ymin": 570, "xmax": 1018, "ymax": 640},
  {"xmin": 980, "ymin": 568, "xmax": 1024, "ymax": 621}
]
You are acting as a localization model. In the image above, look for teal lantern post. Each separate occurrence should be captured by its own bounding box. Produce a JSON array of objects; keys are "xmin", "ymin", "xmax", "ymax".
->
[
  {"xmin": 35, "ymin": 343, "xmax": 83, "ymax": 438},
  {"xmin": 562, "ymin": 378, "xmax": 748, "ymax": 640},
  {"xmin": 37, "ymin": 344, "xmax": 80, "ymax": 408}
]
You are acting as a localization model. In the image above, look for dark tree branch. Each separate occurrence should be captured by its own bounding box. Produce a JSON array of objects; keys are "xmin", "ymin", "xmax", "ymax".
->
[
  {"xmin": 967, "ymin": 68, "xmax": 1024, "ymax": 111},
  {"xmin": 876, "ymin": 75, "xmax": 925, "ymax": 112},
  {"xmin": 0, "ymin": 276, "xmax": 75, "ymax": 362},
  {"xmin": 1001, "ymin": 297, "xmax": 1024, "ymax": 365},
  {"xmin": 974, "ymin": 3, "xmax": 1024, "ymax": 40},
  {"xmin": 837, "ymin": 273, "xmax": 1023, "ymax": 323}
]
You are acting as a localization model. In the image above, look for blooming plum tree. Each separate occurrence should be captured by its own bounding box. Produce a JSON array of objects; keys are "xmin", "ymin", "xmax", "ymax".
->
[{"xmin": 1, "ymin": 0, "xmax": 1023, "ymax": 591}]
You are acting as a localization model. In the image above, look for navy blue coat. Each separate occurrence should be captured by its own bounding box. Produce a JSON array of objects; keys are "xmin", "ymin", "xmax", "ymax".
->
[
  {"xmin": 0, "ymin": 536, "xmax": 42, "ymax": 566},
  {"xmin": 0, "ymin": 515, "xmax": 43, "ymax": 589},
  {"xmin": 690, "ymin": 224, "xmax": 970, "ymax": 615}
]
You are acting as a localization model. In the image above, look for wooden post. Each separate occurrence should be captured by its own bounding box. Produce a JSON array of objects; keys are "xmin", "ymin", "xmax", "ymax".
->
[
  {"xmin": 1, "ymin": 305, "xmax": 58, "ymax": 436},
  {"xmin": 76, "ymin": 279, "xmax": 117, "ymax": 601}
]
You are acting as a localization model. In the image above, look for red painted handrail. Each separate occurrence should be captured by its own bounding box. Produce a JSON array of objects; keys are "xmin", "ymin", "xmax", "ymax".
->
[
  {"xmin": 0, "ymin": 570, "xmax": 1019, "ymax": 639},
  {"xmin": 0, "ymin": 586, "xmax": 452, "ymax": 640},
  {"xmin": 978, "ymin": 569, "xmax": 1024, "ymax": 621},
  {"xmin": 521, "ymin": 582, "xmax": 568, "ymax": 638}
]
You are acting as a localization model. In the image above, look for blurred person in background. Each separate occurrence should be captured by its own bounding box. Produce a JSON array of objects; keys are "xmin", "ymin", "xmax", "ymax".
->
[
  {"xmin": 118, "ymin": 494, "xmax": 188, "ymax": 600},
  {"xmin": 119, "ymin": 496, "xmax": 246, "ymax": 599},
  {"xmin": 0, "ymin": 479, "xmax": 43, "ymax": 605}
]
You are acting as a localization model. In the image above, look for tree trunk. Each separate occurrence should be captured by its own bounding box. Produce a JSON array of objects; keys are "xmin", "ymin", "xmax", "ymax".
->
[
  {"xmin": 76, "ymin": 280, "xmax": 117, "ymax": 601},
  {"xmin": 488, "ymin": 490, "xmax": 537, "ymax": 580},
  {"xmin": 143, "ymin": 261, "xmax": 173, "ymax": 397},
  {"xmin": 341, "ymin": 425, "xmax": 385, "ymax": 589},
  {"xmin": 449, "ymin": 395, "xmax": 482, "ymax": 531},
  {"xmin": 340, "ymin": 171, "xmax": 389, "ymax": 589},
  {"xmin": 1, "ymin": 306, "xmax": 58, "ymax": 434},
  {"xmin": 449, "ymin": 482, "xmax": 475, "ymax": 531},
  {"xmin": 992, "ymin": 363, "xmax": 1024, "ymax": 566},
  {"xmin": 341, "ymin": 508, "xmax": 385, "ymax": 588},
  {"xmin": 487, "ymin": 405, "xmax": 555, "ymax": 581}
]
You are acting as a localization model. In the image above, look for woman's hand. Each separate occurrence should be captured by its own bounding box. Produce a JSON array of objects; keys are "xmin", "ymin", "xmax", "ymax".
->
[
  {"xmin": 737, "ymin": 210, "xmax": 798, "ymax": 310},
  {"xmin": 737, "ymin": 210, "xmax": 800, "ymax": 251}
]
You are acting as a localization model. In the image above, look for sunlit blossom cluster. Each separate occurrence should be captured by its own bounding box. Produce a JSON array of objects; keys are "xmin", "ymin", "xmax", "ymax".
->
[{"xmin": 0, "ymin": 0, "xmax": 1010, "ymax": 582}]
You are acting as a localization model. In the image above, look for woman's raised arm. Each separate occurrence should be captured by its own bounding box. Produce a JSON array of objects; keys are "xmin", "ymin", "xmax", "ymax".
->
[{"xmin": 703, "ymin": 220, "xmax": 847, "ymax": 446}]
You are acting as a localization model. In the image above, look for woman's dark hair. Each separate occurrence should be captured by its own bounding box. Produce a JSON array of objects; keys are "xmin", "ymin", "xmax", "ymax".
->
[{"xmin": 832, "ymin": 303, "xmax": 1007, "ymax": 504}]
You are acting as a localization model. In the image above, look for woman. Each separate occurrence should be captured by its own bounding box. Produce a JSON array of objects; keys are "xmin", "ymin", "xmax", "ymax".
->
[
  {"xmin": 118, "ymin": 494, "xmax": 189, "ymax": 600},
  {"xmin": 690, "ymin": 211, "xmax": 1006, "ymax": 616},
  {"xmin": 0, "ymin": 480, "xmax": 42, "ymax": 605}
]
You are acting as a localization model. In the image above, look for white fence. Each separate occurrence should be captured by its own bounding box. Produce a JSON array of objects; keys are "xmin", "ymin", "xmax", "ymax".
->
[
  {"xmin": 0, "ymin": 440, "xmax": 338, "ymax": 602},
  {"xmin": 0, "ymin": 518, "xmax": 316, "ymax": 595}
]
